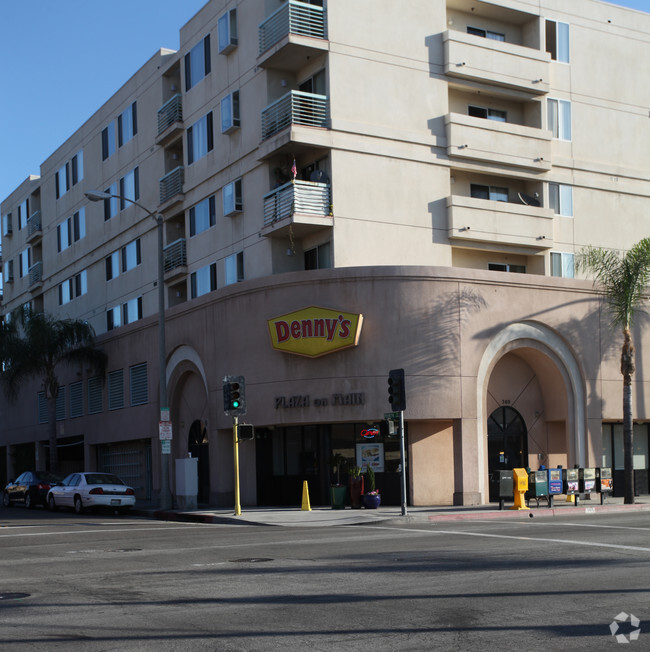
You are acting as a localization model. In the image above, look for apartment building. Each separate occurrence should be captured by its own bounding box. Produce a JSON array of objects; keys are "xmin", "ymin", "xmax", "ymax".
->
[{"xmin": 1, "ymin": 0, "xmax": 649, "ymax": 506}]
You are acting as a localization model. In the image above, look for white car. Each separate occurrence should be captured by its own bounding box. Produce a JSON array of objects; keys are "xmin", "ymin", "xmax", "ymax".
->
[{"xmin": 47, "ymin": 472, "xmax": 136, "ymax": 514}]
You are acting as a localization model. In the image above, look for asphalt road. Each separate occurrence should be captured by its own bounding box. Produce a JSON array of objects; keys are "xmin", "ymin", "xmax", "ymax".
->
[{"xmin": 0, "ymin": 507, "xmax": 648, "ymax": 651}]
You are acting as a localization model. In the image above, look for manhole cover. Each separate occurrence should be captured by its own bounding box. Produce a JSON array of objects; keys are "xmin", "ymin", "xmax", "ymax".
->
[
  {"xmin": 0, "ymin": 593, "xmax": 30, "ymax": 601},
  {"xmin": 229, "ymin": 558, "xmax": 273, "ymax": 563}
]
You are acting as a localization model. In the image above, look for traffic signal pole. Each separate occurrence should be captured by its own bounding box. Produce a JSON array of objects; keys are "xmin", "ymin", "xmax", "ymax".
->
[
  {"xmin": 233, "ymin": 416, "xmax": 241, "ymax": 516},
  {"xmin": 399, "ymin": 409, "xmax": 407, "ymax": 516}
]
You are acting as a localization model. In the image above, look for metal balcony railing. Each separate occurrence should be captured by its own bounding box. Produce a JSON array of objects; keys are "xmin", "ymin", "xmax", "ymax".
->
[
  {"xmin": 163, "ymin": 238, "xmax": 187, "ymax": 273},
  {"xmin": 27, "ymin": 210, "xmax": 42, "ymax": 237},
  {"xmin": 261, "ymin": 91, "xmax": 328, "ymax": 140},
  {"xmin": 159, "ymin": 166, "xmax": 184, "ymax": 204},
  {"xmin": 157, "ymin": 94, "xmax": 183, "ymax": 135},
  {"xmin": 259, "ymin": 0, "xmax": 327, "ymax": 55},
  {"xmin": 263, "ymin": 180, "xmax": 331, "ymax": 226},
  {"xmin": 28, "ymin": 261, "xmax": 43, "ymax": 286}
]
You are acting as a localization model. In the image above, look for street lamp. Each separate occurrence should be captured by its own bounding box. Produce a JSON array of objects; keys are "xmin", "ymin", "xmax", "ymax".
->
[{"xmin": 85, "ymin": 190, "xmax": 173, "ymax": 510}]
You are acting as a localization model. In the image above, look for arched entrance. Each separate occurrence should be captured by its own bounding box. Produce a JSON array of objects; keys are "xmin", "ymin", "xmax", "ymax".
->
[
  {"xmin": 487, "ymin": 406, "xmax": 527, "ymax": 501},
  {"xmin": 188, "ymin": 420, "xmax": 209, "ymax": 503}
]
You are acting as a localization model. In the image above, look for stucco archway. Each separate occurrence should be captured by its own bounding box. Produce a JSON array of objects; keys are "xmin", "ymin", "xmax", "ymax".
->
[{"xmin": 476, "ymin": 321, "xmax": 586, "ymax": 502}]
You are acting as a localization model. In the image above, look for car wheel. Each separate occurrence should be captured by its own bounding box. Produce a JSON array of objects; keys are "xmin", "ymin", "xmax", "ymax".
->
[
  {"xmin": 25, "ymin": 493, "xmax": 33, "ymax": 509},
  {"xmin": 2, "ymin": 492, "xmax": 11, "ymax": 508},
  {"xmin": 48, "ymin": 494, "xmax": 57, "ymax": 511},
  {"xmin": 74, "ymin": 495, "xmax": 84, "ymax": 515}
]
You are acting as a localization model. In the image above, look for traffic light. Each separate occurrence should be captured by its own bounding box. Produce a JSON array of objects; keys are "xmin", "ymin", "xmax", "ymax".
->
[
  {"xmin": 238, "ymin": 424, "xmax": 255, "ymax": 441},
  {"xmin": 223, "ymin": 375, "xmax": 246, "ymax": 416},
  {"xmin": 388, "ymin": 368, "xmax": 406, "ymax": 411}
]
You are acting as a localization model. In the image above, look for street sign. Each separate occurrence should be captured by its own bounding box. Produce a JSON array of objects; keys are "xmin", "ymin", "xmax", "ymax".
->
[
  {"xmin": 161, "ymin": 440, "xmax": 171, "ymax": 454},
  {"xmin": 159, "ymin": 422, "xmax": 173, "ymax": 440},
  {"xmin": 384, "ymin": 412, "xmax": 400, "ymax": 420},
  {"xmin": 160, "ymin": 408, "xmax": 170, "ymax": 422}
]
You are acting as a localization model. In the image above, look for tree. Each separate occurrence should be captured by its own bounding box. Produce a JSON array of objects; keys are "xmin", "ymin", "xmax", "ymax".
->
[
  {"xmin": 577, "ymin": 238, "xmax": 650, "ymax": 504},
  {"xmin": 0, "ymin": 309, "xmax": 107, "ymax": 474}
]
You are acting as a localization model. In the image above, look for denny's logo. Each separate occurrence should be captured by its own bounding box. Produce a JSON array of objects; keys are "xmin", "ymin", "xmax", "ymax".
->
[{"xmin": 268, "ymin": 306, "xmax": 363, "ymax": 358}]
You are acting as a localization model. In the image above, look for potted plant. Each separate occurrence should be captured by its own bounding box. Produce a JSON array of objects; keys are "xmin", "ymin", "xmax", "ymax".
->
[
  {"xmin": 348, "ymin": 466, "xmax": 364, "ymax": 509},
  {"xmin": 362, "ymin": 464, "xmax": 381, "ymax": 509},
  {"xmin": 329, "ymin": 453, "xmax": 348, "ymax": 509}
]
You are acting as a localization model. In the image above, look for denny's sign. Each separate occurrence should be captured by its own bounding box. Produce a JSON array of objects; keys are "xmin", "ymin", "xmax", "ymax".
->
[{"xmin": 268, "ymin": 306, "xmax": 363, "ymax": 358}]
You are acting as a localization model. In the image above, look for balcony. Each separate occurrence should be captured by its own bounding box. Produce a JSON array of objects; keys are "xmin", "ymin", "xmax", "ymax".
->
[
  {"xmin": 447, "ymin": 195, "xmax": 554, "ymax": 251},
  {"xmin": 159, "ymin": 166, "xmax": 184, "ymax": 208},
  {"xmin": 258, "ymin": 0, "xmax": 328, "ymax": 70},
  {"xmin": 156, "ymin": 94, "xmax": 183, "ymax": 146},
  {"xmin": 262, "ymin": 180, "xmax": 332, "ymax": 237},
  {"xmin": 261, "ymin": 91, "xmax": 329, "ymax": 142},
  {"xmin": 445, "ymin": 113, "xmax": 551, "ymax": 171},
  {"xmin": 28, "ymin": 261, "xmax": 43, "ymax": 290},
  {"xmin": 26, "ymin": 210, "xmax": 43, "ymax": 243},
  {"xmin": 163, "ymin": 238, "xmax": 187, "ymax": 282},
  {"xmin": 443, "ymin": 30, "xmax": 550, "ymax": 95}
]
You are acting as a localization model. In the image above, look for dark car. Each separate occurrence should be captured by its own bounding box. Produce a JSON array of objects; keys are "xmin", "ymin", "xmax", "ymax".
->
[{"xmin": 3, "ymin": 471, "xmax": 62, "ymax": 509}]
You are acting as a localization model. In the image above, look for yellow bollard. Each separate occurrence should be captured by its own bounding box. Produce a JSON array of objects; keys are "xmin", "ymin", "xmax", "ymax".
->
[
  {"xmin": 301, "ymin": 480, "xmax": 311, "ymax": 511},
  {"xmin": 566, "ymin": 493, "xmax": 575, "ymax": 503}
]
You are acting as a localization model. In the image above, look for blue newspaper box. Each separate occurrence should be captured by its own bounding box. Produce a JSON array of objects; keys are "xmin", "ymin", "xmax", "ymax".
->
[{"xmin": 547, "ymin": 468, "xmax": 563, "ymax": 507}]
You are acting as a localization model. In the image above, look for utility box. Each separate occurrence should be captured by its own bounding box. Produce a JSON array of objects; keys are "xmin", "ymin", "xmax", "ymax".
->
[
  {"xmin": 579, "ymin": 468, "xmax": 596, "ymax": 495},
  {"xmin": 597, "ymin": 467, "xmax": 613, "ymax": 504},
  {"xmin": 175, "ymin": 457, "xmax": 198, "ymax": 511},
  {"xmin": 564, "ymin": 468, "xmax": 580, "ymax": 506},
  {"xmin": 526, "ymin": 469, "xmax": 549, "ymax": 507}
]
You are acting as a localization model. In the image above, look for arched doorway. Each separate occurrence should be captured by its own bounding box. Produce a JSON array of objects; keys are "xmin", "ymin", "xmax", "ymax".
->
[
  {"xmin": 487, "ymin": 406, "xmax": 527, "ymax": 501},
  {"xmin": 188, "ymin": 420, "xmax": 209, "ymax": 504}
]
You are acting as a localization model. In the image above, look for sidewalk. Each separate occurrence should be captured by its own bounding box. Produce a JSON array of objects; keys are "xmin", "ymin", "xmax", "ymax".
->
[{"xmin": 132, "ymin": 495, "xmax": 650, "ymax": 527}]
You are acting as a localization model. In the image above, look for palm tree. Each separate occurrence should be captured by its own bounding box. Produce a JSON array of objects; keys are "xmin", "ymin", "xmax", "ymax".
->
[
  {"xmin": 577, "ymin": 238, "xmax": 650, "ymax": 504},
  {"xmin": 0, "ymin": 308, "xmax": 107, "ymax": 474}
]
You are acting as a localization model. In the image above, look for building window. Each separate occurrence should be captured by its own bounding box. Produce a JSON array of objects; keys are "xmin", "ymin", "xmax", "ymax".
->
[
  {"xmin": 547, "ymin": 98, "xmax": 571, "ymax": 141},
  {"xmin": 467, "ymin": 26, "xmax": 505, "ymax": 41},
  {"xmin": 106, "ymin": 306, "xmax": 121, "ymax": 331},
  {"xmin": 59, "ymin": 270, "xmax": 87, "ymax": 305},
  {"xmin": 305, "ymin": 242, "xmax": 332, "ymax": 270},
  {"xmin": 118, "ymin": 102, "xmax": 137, "ymax": 146},
  {"xmin": 223, "ymin": 178, "xmax": 242, "ymax": 216},
  {"xmin": 130, "ymin": 362, "xmax": 148, "ymax": 406},
  {"xmin": 107, "ymin": 369, "xmax": 124, "ymax": 411},
  {"xmin": 54, "ymin": 151, "xmax": 83, "ymax": 198},
  {"xmin": 19, "ymin": 247, "xmax": 30, "ymax": 278},
  {"xmin": 546, "ymin": 20, "xmax": 570, "ymax": 63},
  {"xmin": 548, "ymin": 183, "xmax": 573, "ymax": 217},
  {"xmin": 71, "ymin": 151, "xmax": 83, "ymax": 185},
  {"xmin": 190, "ymin": 263, "xmax": 217, "ymax": 299},
  {"xmin": 218, "ymin": 8, "xmax": 237, "ymax": 54},
  {"xmin": 102, "ymin": 122, "xmax": 115, "ymax": 160},
  {"xmin": 468, "ymin": 106, "xmax": 506, "ymax": 122},
  {"xmin": 103, "ymin": 182, "xmax": 119, "ymax": 221},
  {"xmin": 56, "ymin": 386, "xmax": 66, "ymax": 421},
  {"xmin": 105, "ymin": 251, "xmax": 119, "ymax": 281},
  {"xmin": 37, "ymin": 391, "xmax": 48, "ymax": 424},
  {"xmin": 550, "ymin": 252, "xmax": 574, "ymax": 278},
  {"xmin": 18, "ymin": 199, "xmax": 29, "ymax": 230},
  {"xmin": 57, "ymin": 208, "xmax": 86, "ymax": 252},
  {"xmin": 187, "ymin": 113, "xmax": 213, "ymax": 164},
  {"xmin": 470, "ymin": 184, "xmax": 508, "ymax": 202},
  {"xmin": 55, "ymin": 163, "xmax": 69, "ymax": 199},
  {"xmin": 225, "ymin": 251, "xmax": 244, "ymax": 286},
  {"xmin": 119, "ymin": 167, "xmax": 140, "ymax": 208},
  {"xmin": 4, "ymin": 259, "xmax": 14, "ymax": 282},
  {"xmin": 121, "ymin": 239, "xmax": 142, "ymax": 273},
  {"xmin": 488, "ymin": 263, "xmax": 526, "ymax": 273},
  {"xmin": 185, "ymin": 35, "xmax": 211, "ymax": 91},
  {"xmin": 189, "ymin": 196, "xmax": 216, "ymax": 237},
  {"xmin": 123, "ymin": 296, "xmax": 143, "ymax": 325},
  {"xmin": 88, "ymin": 376, "xmax": 103, "ymax": 414},
  {"xmin": 69, "ymin": 381, "xmax": 83, "ymax": 419},
  {"xmin": 2, "ymin": 212, "xmax": 12, "ymax": 236},
  {"xmin": 221, "ymin": 90, "xmax": 240, "ymax": 133}
]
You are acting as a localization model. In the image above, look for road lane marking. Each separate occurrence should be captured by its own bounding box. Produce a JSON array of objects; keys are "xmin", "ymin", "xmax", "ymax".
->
[{"xmin": 367, "ymin": 525, "xmax": 650, "ymax": 553}]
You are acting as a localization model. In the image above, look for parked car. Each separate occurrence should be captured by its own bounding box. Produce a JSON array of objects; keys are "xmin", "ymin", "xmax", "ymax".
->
[
  {"xmin": 3, "ymin": 471, "xmax": 63, "ymax": 509},
  {"xmin": 47, "ymin": 472, "xmax": 136, "ymax": 514}
]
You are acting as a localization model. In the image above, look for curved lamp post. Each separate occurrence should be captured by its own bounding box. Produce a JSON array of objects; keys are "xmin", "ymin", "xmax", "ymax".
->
[{"xmin": 85, "ymin": 190, "xmax": 172, "ymax": 510}]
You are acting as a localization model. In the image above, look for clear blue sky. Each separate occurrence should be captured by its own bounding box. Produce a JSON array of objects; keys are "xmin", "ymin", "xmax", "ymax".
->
[{"xmin": 1, "ymin": 0, "xmax": 649, "ymax": 204}]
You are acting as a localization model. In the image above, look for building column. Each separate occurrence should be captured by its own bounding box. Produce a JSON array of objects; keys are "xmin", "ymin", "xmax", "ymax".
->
[{"xmin": 453, "ymin": 418, "xmax": 483, "ymax": 505}]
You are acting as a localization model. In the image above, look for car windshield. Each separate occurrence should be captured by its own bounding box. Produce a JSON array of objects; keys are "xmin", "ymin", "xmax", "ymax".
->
[{"xmin": 85, "ymin": 474, "xmax": 124, "ymax": 485}]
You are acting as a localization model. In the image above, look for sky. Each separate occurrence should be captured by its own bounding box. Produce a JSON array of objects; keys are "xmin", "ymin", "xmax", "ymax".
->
[{"xmin": 1, "ymin": 0, "xmax": 649, "ymax": 205}]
